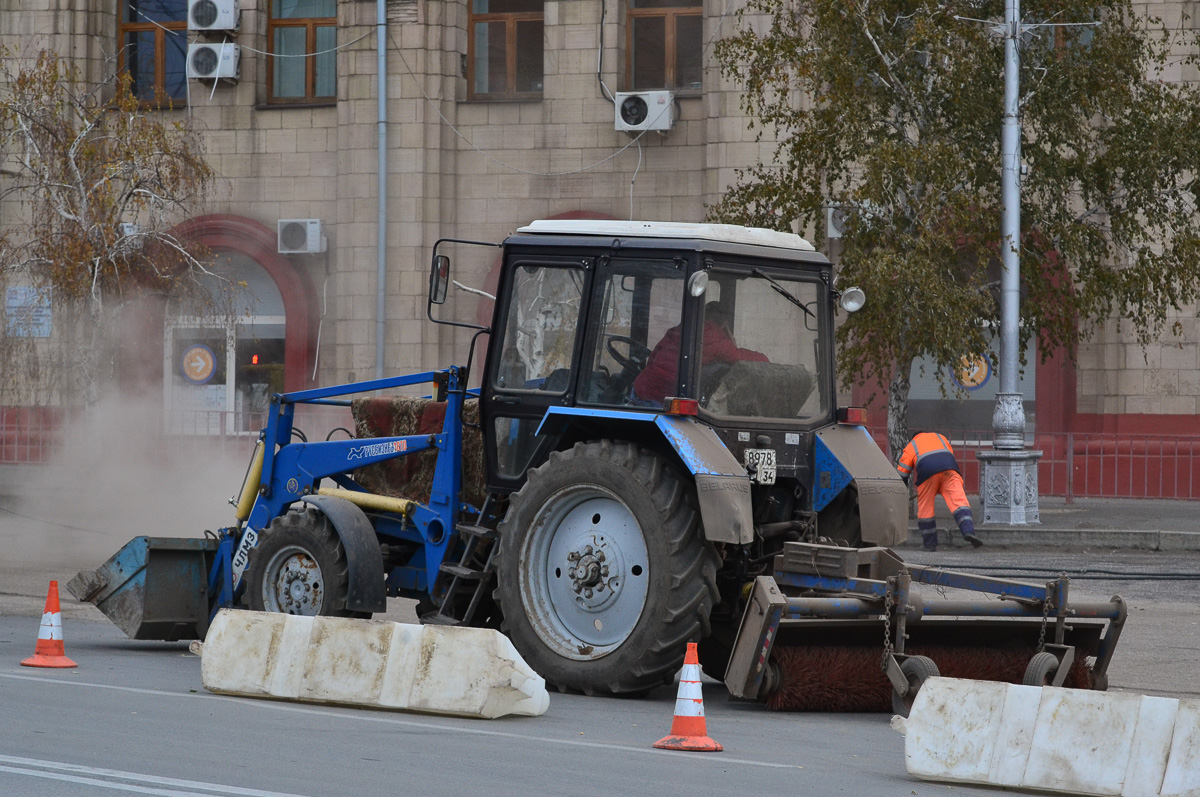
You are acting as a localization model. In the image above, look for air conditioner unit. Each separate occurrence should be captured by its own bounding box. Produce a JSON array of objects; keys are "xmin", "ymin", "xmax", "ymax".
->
[
  {"xmin": 614, "ymin": 91, "xmax": 676, "ymax": 132},
  {"xmin": 278, "ymin": 219, "xmax": 327, "ymax": 254},
  {"xmin": 188, "ymin": 0, "xmax": 239, "ymax": 32},
  {"xmin": 826, "ymin": 206, "xmax": 847, "ymax": 240},
  {"xmin": 186, "ymin": 43, "xmax": 240, "ymax": 81}
]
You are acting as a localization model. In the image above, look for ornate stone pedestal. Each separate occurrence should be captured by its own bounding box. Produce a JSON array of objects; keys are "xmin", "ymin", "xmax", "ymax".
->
[{"xmin": 976, "ymin": 448, "xmax": 1042, "ymax": 525}]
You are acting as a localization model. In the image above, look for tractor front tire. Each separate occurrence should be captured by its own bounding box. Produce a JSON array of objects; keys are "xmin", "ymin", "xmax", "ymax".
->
[
  {"xmin": 494, "ymin": 440, "xmax": 719, "ymax": 695},
  {"xmin": 244, "ymin": 505, "xmax": 365, "ymax": 618}
]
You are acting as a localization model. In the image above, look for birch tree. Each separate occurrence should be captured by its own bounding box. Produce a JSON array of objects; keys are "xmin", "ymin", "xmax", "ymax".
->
[
  {"xmin": 709, "ymin": 1, "xmax": 1200, "ymax": 459},
  {"xmin": 0, "ymin": 50, "xmax": 216, "ymax": 405}
]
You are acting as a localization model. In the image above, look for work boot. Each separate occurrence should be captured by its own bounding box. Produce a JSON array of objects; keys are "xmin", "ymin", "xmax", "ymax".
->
[
  {"xmin": 958, "ymin": 516, "xmax": 983, "ymax": 548},
  {"xmin": 921, "ymin": 532, "xmax": 938, "ymax": 552}
]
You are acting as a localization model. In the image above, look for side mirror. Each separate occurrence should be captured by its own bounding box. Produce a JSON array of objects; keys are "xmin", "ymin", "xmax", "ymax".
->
[{"xmin": 429, "ymin": 254, "xmax": 450, "ymax": 305}]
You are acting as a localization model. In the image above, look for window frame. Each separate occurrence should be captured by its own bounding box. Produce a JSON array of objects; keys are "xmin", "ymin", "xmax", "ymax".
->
[
  {"xmin": 267, "ymin": 3, "xmax": 337, "ymax": 105},
  {"xmin": 467, "ymin": 2, "xmax": 544, "ymax": 101},
  {"xmin": 625, "ymin": 0, "xmax": 703, "ymax": 93},
  {"xmin": 117, "ymin": 3, "xmax": 188, "ymax": 108}
]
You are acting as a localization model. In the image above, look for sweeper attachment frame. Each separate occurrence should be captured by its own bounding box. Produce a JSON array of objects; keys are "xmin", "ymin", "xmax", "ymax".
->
[{"xmin": 725, "ymin": 542, "xmax": 1127, "ymax": 715}]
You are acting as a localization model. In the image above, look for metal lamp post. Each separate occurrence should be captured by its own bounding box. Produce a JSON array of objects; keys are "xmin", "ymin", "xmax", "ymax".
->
[{"xmin": 977, "ymin": 0, "xmax": 1042, "ymax": 525}]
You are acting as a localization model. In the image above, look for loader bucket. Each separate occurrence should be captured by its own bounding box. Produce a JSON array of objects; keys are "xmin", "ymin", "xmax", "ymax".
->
[{"xmin": 67, "ymin": 536, "xmax": 218, "ymax": 641}]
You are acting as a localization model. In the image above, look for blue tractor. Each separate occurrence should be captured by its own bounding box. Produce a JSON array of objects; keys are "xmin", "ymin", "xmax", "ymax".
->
[{"xmin": 72, "ymin": 220, "xmax": 1125, "ymax": 706}]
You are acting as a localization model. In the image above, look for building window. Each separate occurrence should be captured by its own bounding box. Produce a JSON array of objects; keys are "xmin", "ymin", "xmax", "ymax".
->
[
  {"xmin": 469, "ymin": 0, "xmax": 544, "ymax": 100},
  {"xmin": 268, "ymin": 0, "xmax": 337, "ymax": 104},
  {"xmin": 119, "ymin": 0, "xmax": 188, "ymax": 105},
  {"xmin": 627, "ymin": 0, "xmax": 702, "ymax": 92}
]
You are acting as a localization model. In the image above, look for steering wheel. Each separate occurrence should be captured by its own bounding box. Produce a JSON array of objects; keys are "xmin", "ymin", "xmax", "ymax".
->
[{"xmin": 606, "ymin": 335, "xmax": 652, "ymax": 373}]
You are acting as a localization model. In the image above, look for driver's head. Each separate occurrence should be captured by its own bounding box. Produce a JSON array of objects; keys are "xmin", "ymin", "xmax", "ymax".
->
[{"xmin": 705, "ymin": 300, "xmax": 732, "ymax": 332}]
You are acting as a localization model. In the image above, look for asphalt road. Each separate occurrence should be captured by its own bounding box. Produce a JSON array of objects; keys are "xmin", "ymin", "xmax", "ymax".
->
[
  {"xmin": 1, "ymin": 506, "xmax": 1198, "ymax": 795},
  {"xmin": 0, "ymin": 616, "xmax": 1024, "ymax": 797}
]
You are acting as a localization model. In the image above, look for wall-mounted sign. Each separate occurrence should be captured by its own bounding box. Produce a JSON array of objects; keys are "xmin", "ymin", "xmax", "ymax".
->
[
  {"xmin": 952, "ymin": 354, "xmax": 991, "ymax": 391},
  {"xmin": 5, "ymin": 287, "xmax": 52, "ymax": 338},
  {"xmin": 181, "ymin": 344, "xmax": 217, "ymax": 385}
]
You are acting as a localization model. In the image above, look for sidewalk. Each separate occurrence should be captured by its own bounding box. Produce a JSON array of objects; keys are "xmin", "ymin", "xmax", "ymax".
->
[{"xmin": 904, "ymin": 495, "xmax": 1200, "ymax": 551}]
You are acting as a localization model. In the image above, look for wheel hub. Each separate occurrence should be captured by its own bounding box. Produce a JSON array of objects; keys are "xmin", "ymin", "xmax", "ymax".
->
[
  {"xmin": 567, "ymin": 545, "xmax": 612, "ymax": 602},
  {"xmin": 265, "ymin": 547, "xmax": 324, "ymax": 615},
  {"xmin": 526, "ymin": 490, "xmax": 650, "ymax": 658}
]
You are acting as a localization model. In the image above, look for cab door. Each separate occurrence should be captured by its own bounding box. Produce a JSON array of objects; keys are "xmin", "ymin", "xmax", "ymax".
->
[{"xmin": 482, "ymin": 256, "xmax": 590, "ymax": 492}]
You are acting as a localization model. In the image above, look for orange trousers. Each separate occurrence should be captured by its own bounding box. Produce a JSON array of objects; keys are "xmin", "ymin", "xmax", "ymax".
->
[{"xmin": 916, "ymin": 470, "xmax": 970, "ymax": 526}]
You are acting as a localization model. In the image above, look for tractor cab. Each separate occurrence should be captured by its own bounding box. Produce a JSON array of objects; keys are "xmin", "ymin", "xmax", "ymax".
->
[{"xmin": 473, "ymin": 221, "xmax": 840, "ymax": 505}]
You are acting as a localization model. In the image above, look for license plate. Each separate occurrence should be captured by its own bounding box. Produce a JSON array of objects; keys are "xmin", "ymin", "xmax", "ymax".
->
[{"xmin": 743, "ymin": 448, "xmax": 776, "ymax": 485}]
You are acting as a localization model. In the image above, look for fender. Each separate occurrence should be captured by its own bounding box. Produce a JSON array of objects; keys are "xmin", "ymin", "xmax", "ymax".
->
[
  {"xmin": 537, "ymin": 407, "xmax": 754, "ymax": 544},
  {"xmin": 815, "ymin": 425, "xmax": 908, "ymax": 547},
  {"xmin": 299, "ymin": 494, "xmax": 388, "ymax": 613}
]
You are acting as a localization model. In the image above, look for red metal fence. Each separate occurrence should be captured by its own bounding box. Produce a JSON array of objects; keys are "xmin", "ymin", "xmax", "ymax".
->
[
  {"xmin": 0, "ymin": 406, "xmax": 78, "ymax": 464},
  {"xmin": 869, "ymin": 428, "xmax": 1200, "ymax": 501},
  {"xmin": 8, "ymin": 408, "xmax": 1200, "ymax": 500}
]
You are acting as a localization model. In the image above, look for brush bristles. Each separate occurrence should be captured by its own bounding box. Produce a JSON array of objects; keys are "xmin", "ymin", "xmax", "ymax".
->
[{"xmin": 765, "ymin": 645, "xmax": 1093, "ymax": 712}]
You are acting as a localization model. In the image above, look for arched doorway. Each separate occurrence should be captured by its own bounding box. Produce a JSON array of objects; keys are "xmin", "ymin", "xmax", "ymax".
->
[
  {"xmin": 164, "ymin": 215, "xmax": 316, "ymax": 436},
  {"xmin": 164, "ymin": 252, "xmax": 288, "ymax": 435}
]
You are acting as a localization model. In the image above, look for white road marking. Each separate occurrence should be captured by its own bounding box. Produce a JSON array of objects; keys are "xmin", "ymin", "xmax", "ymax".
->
[
  {"xmin": 0, "ymin": 672, "xmax": 801, "ymax": 770},
  {"xmin": 0, "ymin": 755, "xmax": 309, "ymax": 796}
]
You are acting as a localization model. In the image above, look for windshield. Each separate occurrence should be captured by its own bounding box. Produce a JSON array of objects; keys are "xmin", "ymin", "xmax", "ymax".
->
[{"xmin": 698, "ymin": 269, "xmax": 828, "ymax": 421}]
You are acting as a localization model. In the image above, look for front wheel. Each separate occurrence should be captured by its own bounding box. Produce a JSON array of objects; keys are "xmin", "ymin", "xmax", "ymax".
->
[
  {"xmin": 494, "ymin": 441, "xmax": 720, "ymax": 695},
  {"xmin": 244, "ymin": 505, "xmax": 366, "ymax": 618}
]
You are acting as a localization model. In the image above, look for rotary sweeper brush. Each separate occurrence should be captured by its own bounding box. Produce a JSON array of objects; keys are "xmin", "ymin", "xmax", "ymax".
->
[
  {"xmin": 68, "ymin": 220, "xmax": 1127, "ymax": 714},
  {"xmin": 725, "ymin": 542, "xmax": 1126, "ymax": 715}
]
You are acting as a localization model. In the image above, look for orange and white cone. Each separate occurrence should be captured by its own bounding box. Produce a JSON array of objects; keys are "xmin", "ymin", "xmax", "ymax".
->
[
  {"xmin": 21, "ymin": 581, "xmax": 77, "ymax": 668},
  {"xmin": 653, "ymin": 642, "xmax": 722, "ymax": 752}
]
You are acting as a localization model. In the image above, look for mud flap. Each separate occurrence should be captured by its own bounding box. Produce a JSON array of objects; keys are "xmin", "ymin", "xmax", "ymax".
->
[{"xmin": 815, "ymin": 425, "xmax": 908, "ymax": 546}]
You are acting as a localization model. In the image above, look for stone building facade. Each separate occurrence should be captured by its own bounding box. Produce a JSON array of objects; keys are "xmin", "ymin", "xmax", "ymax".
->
[{"xmin": 2, "ymin": 1, "xmax": 1200, "ymax": 494}]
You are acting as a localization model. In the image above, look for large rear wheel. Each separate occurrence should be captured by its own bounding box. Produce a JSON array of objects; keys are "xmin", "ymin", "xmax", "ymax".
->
[
  {"xmin": 244, "ymin": 506, "xmax": 366, "ymax": 617},
  {"xmin": 494, "ymin": 441, "xmax": 720, "ymax": 695}
]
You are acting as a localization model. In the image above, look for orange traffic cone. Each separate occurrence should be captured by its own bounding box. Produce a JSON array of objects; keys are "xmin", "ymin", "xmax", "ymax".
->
[
  {"xmin": 21, "ymin": 581, "xmax": 77, "ymax": 668},
  {"xmin": 653, "ymin": 642, "xmax": 722, "ymax": 752}
]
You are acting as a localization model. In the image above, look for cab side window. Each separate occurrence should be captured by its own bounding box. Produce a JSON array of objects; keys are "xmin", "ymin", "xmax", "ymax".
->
[{"xmin": 494, "ymin": 264, "xmax": 584, "ymax": 392}]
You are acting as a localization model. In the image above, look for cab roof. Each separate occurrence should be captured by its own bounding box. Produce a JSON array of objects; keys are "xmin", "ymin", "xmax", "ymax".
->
[{"xmin": 517, "ymin": 220, "xmax": 816, "ymax": 252}]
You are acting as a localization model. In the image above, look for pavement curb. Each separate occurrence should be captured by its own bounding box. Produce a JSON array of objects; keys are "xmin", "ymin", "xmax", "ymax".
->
[{"xmin": 904, "ymin": 526, "xmax": 1200, "ymax": 551}]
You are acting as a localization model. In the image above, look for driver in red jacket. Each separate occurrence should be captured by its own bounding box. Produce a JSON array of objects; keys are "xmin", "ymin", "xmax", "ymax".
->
[{"xmin": 632, "ymin": 301, "xmax": 768, "ymax": 405}]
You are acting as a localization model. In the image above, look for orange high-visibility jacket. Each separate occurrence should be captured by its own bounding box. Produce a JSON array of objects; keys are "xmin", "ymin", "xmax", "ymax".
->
[{"xmin": 896, "ymin": 432, "xmax": 960, "ymax": 486}]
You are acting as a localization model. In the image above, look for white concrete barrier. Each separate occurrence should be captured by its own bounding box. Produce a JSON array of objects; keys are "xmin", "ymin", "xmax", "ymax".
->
[
  {"xmin": 199, "ymin": 609, "xmax": 549, "ymax": 719},
  {"xmin": 896, "ymin": 677, "xmax": 1200, "ymax": 796}
]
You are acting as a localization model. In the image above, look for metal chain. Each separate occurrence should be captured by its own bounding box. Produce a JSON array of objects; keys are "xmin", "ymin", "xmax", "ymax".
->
[
  {"xmin": 881, "ymin": 584, "xmax": 894, "ymax": 670},
  {"xmin": 1036, "ymin": 590, "xmax": 1051, "ymax": 652}
]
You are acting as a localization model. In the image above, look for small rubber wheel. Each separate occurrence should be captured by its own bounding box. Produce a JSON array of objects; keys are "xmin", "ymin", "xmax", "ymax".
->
[
  {"xmin": 1023, "ymin": 651, "xmax": 1060, "ymax": 686},
  {"xmin": 244, "ymin": 505, "xmax": 364, "ymax": 617},
  {"xmin": 892, "ymin": 655, "xmax": 940, "ymax": 718}
]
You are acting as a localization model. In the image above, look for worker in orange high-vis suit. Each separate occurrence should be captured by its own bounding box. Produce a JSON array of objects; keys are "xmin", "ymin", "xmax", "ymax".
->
[{"xmin": 896, "ymin": 432, "xmax": 984, "ymax": 552}]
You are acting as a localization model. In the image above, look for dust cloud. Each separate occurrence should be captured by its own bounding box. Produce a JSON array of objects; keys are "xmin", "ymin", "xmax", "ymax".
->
[{"xmin": 1, "ymin": 392, "xmax": 252, "ymax": 573}]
